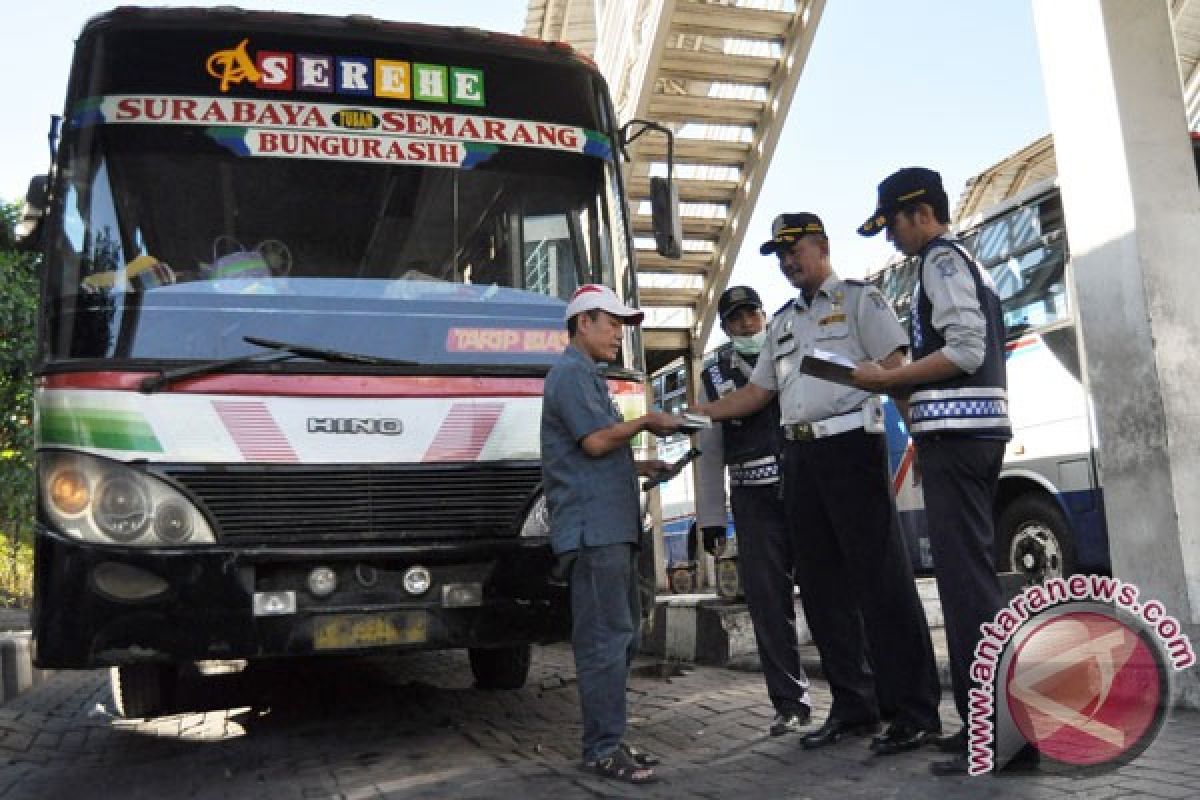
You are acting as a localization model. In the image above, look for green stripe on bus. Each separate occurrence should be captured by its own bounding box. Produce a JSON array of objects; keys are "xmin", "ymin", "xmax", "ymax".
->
[{"xmin": 39, "ymin": 409, "xmax": 164, "ymax": 452}]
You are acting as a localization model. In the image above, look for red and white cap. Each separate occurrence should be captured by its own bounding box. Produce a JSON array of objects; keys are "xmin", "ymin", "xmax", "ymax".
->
[{"xmin": 564, "ymin": 284, "xmax": 645, "ymax": 325}]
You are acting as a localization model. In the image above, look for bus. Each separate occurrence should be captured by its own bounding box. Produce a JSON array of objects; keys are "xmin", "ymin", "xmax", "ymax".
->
[
  {"xmin": 18, "ymin": 7, "xmax": 678, "ymax": 716},
  {"xmin": 649, "ymin": 358, "xmax": 695, "ymax": 566},
  {"xmin": 868, "ymin": 179, "xmax": 1102, "ymax": 584},
  {"xmin": 650, "ymin": 352, "xmax": 737, "ymax": 594}
]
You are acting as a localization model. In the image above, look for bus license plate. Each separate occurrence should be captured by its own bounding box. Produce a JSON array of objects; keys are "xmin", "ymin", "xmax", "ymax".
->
[{"xmin": 313, "ymin": 612, "xmax": 428, "ymax": 651}]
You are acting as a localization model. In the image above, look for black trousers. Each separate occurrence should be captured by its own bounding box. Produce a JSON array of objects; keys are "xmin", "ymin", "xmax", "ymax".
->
[
  {"xmin": 916, "ymin": 436, "xmax": 1005, "ymax": 724},
  {"xmin": 730, "ymin": 482, "xmax": 811, "ymax": 715},
  {"xmin": 781, "ymin": 429, "xmax": 941, "ymax": 731}
]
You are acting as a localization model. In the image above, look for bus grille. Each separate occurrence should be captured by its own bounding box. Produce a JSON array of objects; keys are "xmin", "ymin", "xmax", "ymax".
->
[{"xmin": 159, "ymin": 463, "xmax": 542, "ymax": 544}]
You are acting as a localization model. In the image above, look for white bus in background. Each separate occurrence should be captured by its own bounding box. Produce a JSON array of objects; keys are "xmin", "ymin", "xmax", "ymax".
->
[
  {"xmin": 868, "ymin": 179, "xmax": 1109, "ymax": 583},
  {"xmin": 649, "ymin": 359, "xmax": 699, "ymax": 574}
]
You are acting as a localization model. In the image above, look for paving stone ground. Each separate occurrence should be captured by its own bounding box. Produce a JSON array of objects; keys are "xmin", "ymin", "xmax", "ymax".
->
[{"xmin": 1, "ymin": 641, "xmax": 1196, "ymax": 799}]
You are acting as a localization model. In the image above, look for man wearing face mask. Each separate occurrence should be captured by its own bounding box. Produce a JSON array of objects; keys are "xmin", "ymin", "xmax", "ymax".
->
[
  {"xmin": 695, "ymin": 214, "xmax": 941, "ymax": 758},
  {"xmin": 694, "ymin": 285, "xmax": 813, "ymax": 736}
]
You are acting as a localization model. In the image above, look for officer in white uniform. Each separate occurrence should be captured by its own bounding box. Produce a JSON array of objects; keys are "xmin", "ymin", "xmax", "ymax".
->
[{"xmin": 696, "ymin": 213, "xmax": 941, "ymax": 757}]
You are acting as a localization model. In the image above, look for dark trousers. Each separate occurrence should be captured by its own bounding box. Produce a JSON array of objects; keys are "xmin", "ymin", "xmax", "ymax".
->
[
  {"xmin": 782, "ymin": 429, "xmax": 942, "ymax": 731},
  {"xmin": 916, "ymin": 436, "xmax": 1005, "ymax": 724},
  {"xmin": 730, "ymin": 483, "xmax": 811, "ymax": 715},
  {"xmin": 569, "ymin": 542, "xmax": 640, "ymax": 762}
]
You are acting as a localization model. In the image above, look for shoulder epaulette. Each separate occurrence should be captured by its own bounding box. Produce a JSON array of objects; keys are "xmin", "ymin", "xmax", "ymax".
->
[
  {"xmin": 844, "ymin": 278, "xmax": 867, "ymax": 287},
  {"xmin": 772, "ymin": 298, "xmax": 794, "ymax": 316}
]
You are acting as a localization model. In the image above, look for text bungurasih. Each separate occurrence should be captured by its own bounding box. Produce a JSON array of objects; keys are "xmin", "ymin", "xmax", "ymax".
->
[{"xmin": 965, "ymin": 574, "xmax": 1195, "ymax": 776}]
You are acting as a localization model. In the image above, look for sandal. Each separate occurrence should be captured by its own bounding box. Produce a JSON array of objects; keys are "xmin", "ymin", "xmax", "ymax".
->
[
  {"xmin": 620, "ymin": 742, "xmax": 661, "ymax": 767},
  {"xmin": 584, "ymin": 746, "xmax": 658, "ymax": 784}
]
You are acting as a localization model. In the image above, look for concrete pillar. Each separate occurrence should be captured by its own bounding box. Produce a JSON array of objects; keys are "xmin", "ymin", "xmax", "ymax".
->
[{"xmin": 1032, "ymin": 0, "xmax": 1200, "ymax": 704}]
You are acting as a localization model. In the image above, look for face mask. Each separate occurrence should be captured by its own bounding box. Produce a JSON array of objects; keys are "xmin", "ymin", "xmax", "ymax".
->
[{"xmin": 731, "ymin": 331, "xmax": 767, "ymax": 355}]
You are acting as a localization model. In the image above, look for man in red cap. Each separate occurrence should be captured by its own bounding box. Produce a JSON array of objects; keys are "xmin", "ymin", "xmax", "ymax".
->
[{"xmin": 541, "ymin": 283, "xmax": 684, "ymax": 784}]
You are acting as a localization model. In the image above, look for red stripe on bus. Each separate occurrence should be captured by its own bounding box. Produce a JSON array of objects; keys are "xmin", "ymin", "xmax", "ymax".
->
[
  {"xmin": 1005, "ymin": 335, "xmax": 1039, "ymax": 352},
  {"xmin": 40, "ymin": 372, "xmax": 643, "ymax": 397},
  {"xmin": 422, "ymin": 402, "xmax": 505, "ymax": 462},
  {"xmin": 213, "ymin": 400, "xmax": 299, "ymax": 463},
  {"xmin": 893, "ymin": 442, "xmax": 916, "ymax": 495}
]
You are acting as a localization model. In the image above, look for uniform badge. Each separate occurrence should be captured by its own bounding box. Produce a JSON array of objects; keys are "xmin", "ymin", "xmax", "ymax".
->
[{"xmin": 933, "ymin": 252, "xmax": 958, "ymax": 278}]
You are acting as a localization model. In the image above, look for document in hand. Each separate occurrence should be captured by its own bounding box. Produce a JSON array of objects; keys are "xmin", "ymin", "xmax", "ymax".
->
[
  {"xmin": 677, "ymin": 412, "xmax": 712, "ymax": 432},
  {"xmin": 799, "ymin": 348, "xmax": 858, "ymax": 387}
]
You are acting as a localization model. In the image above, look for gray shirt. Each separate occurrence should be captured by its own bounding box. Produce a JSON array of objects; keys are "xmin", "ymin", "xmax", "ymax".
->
[
  {"xmin": 751, "ymin": 273, "xmax": 908, "ymax": 424},
  {"xmin": 541, "ymin": 343, "xmax": 640, "ymax": 555},
  {"xmin": 920, "ymin": 241, "xmax": 988, "ymax": 373}
]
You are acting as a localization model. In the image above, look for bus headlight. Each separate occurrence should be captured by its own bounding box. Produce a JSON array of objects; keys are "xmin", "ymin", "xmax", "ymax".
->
[
  {"xmin": 519, "ymin": 494, "xmax": 550, "ymax": 538},
  {"xmin": 94, "ymin": 475, "xmax": 152, "ymax": 542},
  {"xmin": 153, "ymin": 499, "xmax": 195, "ymax": 544},
  {"xmin": 49, "ymin": 468, "xmax": 90, "ymax": 516},
  {"xmin": 39, "ymin": 451, "xmax": 216, "ymax": 547}
]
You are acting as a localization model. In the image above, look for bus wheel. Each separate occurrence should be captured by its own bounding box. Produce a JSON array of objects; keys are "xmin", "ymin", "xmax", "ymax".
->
[
  {"xmin": 469, "ymin": 645, "xmax": 531, "ymax": 690},
  {"xmin": 997, "ymin": 494, "xmax": 1076, "ymax": 584},
  {"xmin": 110, "ymin": 663, "xmax": 176, "ymax": 719}
]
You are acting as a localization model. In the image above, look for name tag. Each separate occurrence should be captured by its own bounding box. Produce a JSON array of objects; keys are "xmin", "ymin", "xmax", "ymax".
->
[{"xmin": 818, "ymin": 313, "xmax": 847, "ymax": 325}]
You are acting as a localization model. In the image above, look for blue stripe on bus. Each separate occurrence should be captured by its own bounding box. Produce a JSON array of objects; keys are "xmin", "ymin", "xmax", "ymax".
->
[
  {"xmin": 1057, "ymin": 488, "xmax": 1110, "ymax": 571},
  {"xmin": 898, "ymin": 488, "xmax": 1110, "ymax": 575}
]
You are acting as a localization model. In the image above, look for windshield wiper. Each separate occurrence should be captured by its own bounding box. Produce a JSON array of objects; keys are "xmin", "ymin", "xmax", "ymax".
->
[{"xmin": 139, "ymin": 335, "xmax": 419, "ymax": 393}]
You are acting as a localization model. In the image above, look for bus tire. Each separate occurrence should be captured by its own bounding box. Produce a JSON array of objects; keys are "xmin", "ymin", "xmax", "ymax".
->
[
  {"xmin": 110, "ymin": 663, "xmax": 176, "ymax": 719},
  {"xmin": 468, "ymin": 645, "xmax": 531, "ymax": 690},
  {"xmin": 997, "ymin": 493, "xmax": 1076, "ymax": 583}
]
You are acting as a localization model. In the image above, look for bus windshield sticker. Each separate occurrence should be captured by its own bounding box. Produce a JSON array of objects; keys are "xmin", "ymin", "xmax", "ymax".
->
[
  {"xmin": 204, "ymin": 38, "xmax": 486, "ymax": 109},
  {"xmin": 71, "ymin": 95, "xmax": 613, "ymax": 163},
  {"xmin": 446, "ymin": 327, "xmax": 569, "ymax": 354},
  {"xmin": 207, "ymin": 127, "xmax": 499, "ymax": 169}
]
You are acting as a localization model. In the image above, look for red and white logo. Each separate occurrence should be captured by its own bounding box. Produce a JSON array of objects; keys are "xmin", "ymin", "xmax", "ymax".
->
[{"xmin": 1004, "ymin": 610, "xmax": 1166, "ymax": 767}]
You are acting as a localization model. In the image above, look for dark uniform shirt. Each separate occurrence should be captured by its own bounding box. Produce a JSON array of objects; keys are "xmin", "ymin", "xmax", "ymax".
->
[{"xmin": 541, "ymin": 343, "xmax": 640, "ymax": 555}]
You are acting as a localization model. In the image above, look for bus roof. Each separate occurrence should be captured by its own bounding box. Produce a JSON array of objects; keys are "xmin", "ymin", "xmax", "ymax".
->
[
  {"xmin": 85, "ymin": 6, "xmax": 600, "ymax": 74},
  {"xmin": 953, "ymin": 176, "xmax": 1059, "ymax": 236}
]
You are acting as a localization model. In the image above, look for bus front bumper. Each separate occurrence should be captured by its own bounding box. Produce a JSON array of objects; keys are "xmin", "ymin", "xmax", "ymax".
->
[{"xmin": 32, "ymin": 528, "xmax": 571, "ymax": 669}]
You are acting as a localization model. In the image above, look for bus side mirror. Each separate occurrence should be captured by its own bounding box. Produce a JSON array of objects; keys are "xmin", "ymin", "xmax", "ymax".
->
[
  {"xmin": 14, "ymin": 174, "xmax": 49, "ymax": 251},
  {"xmin": 650, "ymin": 176, "xmax": 682, "ymax": 259},
  {"xmin": 619, "ymin": 119, "xmax": 683, "ymax": 260}
]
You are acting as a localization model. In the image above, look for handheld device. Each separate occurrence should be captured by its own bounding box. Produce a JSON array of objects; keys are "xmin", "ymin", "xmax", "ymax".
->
[{"xmin": 642, "ymin": 447, "xmax": 702, "ymax": 491}]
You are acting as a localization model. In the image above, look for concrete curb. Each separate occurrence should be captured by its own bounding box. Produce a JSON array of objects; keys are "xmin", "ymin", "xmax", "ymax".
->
[
  {"xmin": 641, "ymin": 574, "xmax": 1031, "ymax": 692},
  {"xmin": 0, "ymin": 631, "xmax": 50, "ymax": 704},
  {"xmin": 643, "ymin": 577, "xmax": 947, "ymax": 662},
  {"xmin": 641, "ymin": 589, "xmax": 956, "ymax": 689}
]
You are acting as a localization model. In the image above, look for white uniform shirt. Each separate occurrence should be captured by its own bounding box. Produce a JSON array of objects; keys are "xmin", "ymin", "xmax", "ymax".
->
[{"xmin": 751, "ymin": 274, "xmax": 908, "ymax": 424}]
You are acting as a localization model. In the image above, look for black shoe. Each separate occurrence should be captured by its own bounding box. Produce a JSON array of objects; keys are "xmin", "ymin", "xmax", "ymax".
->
[
  {"xmin": 932, "ymin": 728, "xmax": 967, "ymax": 753},
  {"xmin": 800, "ymin": 716, "xmax": 881, "ymax": 750},
  {"xmin": 930, "ymin": 752, "xmax": 969, "ymax": 776},
  {"xmin": 869, "ymin": 722, "xmax": 936, "ymax": 755},
  {"xmin": 769, "ymin": 706, "xmax": 812, "ymax": 736},
  {"xmin": 999, "ymin": 744, "xmax": 1041, "ymax": 772}
]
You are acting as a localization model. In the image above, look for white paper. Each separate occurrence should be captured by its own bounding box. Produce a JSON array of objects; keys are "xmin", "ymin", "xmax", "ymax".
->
[{"xmin": 812, "ymin": 348, "xmax": 856, "ymax": 368}]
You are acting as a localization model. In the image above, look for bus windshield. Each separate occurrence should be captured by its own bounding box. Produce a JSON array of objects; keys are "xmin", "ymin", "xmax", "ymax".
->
[
  {"xmin": 960, "ymin": 192, "xmax": 1068, "ymax": 335},
  {"xmin": 40, "ymin": 17, "xmax": 635, "ymax": 372}
]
